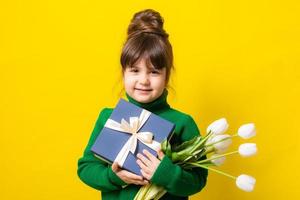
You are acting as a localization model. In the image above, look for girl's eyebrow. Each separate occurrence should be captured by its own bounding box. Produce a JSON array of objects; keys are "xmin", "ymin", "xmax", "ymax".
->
[
  {"xmin": 130, "ymin": 64, "xmax": 161, "ymax": 71},
  {"xmin": 131, "ymin": 64, "xmax": 140, "ymax": 68},
  {"xmin": 148, "ymin": 66, "xmax": 161, "ymax": 71}
]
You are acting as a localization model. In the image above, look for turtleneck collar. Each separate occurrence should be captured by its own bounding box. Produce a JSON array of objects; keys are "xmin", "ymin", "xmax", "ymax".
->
[{"xmin": 125, "ymin": 89, "xmax": 170, "ymax": 113}]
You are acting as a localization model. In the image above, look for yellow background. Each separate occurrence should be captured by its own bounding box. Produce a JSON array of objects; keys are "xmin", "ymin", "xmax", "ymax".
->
[{"xmin": 1, "ymin": 0, "xmax": 299, "ymax": 199}]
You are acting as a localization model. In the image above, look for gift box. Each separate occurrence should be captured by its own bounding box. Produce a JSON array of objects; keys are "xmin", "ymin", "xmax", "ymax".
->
[{"xmin": 91, "ymin": 98, "xmax": 175, "ymax": 176}]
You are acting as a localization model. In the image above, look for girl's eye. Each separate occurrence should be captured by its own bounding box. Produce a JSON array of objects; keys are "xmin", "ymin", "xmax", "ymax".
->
[
  {"xmin": 151, "ymin": 70, "xmax": 160, "ymax": 74},
  {"xmin": 130, "ymin": 68, "xmax": 139, "ymax": 73}
]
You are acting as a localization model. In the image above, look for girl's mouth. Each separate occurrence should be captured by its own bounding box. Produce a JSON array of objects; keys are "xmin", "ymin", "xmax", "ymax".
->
[{"xmin": 135, "ymin": 88, "xmax": 152, "ymax": 91}]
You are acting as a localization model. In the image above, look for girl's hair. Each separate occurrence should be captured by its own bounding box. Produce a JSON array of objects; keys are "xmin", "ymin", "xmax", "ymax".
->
[{"xmin": 120, "ymin": 9, "xmax": 174, "ymax": 85}]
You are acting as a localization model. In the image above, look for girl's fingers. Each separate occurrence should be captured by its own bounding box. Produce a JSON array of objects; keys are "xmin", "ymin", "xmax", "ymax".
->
[
  {"xmin": 122, "ymin": 171, "xmax": 149, "ymax": 185},
  {"xmin": 137, "ymin": 152, "xmax": 152, "ymax": 166},
  {"xmin": 134, "ymin": 179, "xmax": 149, "ymax": 185},
  {"xmin": 140, "ymin": 169, "xmax": 151, "ymax": 180},
  {"xmin": 122, "ymin": 170, "xmax": 143, "ymax": 181},
  {"xmin": 136, "ymin": 159, "xmax": 151, "ymax": 174},
  {"xmin": 157, "ymin": 149, "xmax": 165, "ymax": 160},
  {"xmin": 142, "ymin": 179, "xmax": 149, "ymax": 185},
  {"xmin": 136, "ymin": 159, "xmax": 146, "ymax": 168},
  {"xmin": 114, "ymin": 149, "xmax": 162, "ymax": 184},
  {"xmin": 142, "ymin": 149, "xmax": 157, "ymax": 163},
  {"xmin": 111, "ymin": 162, "xmax": 119, "ymax": 172}
]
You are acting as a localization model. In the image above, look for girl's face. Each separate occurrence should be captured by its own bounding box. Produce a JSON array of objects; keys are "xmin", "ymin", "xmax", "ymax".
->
[{"xmin": 123, "ymin": 58, "xmax": 167, "ymax": 103}]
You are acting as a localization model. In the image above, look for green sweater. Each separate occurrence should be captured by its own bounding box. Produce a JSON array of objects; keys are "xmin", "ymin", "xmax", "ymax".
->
[{"xmin": 77, "ymin": 90, "xmax": 208, "ymax": 200}]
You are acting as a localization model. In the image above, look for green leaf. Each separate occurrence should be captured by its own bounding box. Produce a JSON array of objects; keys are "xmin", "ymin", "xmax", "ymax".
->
[
  {"xmin": 173, "ymin": 136, "xmax": 199, "ymax": 152},
  {"xmin": 161, "ymin": 139, "xmax": 167, "ymax": 152}
]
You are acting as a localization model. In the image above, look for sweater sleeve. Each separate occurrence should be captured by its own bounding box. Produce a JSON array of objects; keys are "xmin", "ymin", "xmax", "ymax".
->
[
  {"xmin": 151, "ymin": 115, "xmax": 208, "ymax": 197},
  {"xmin": 77, "ymin": 108, "xmax": 127, "ymax": 192}
]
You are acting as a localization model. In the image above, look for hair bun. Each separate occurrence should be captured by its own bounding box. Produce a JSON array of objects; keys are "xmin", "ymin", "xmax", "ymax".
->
[{"xmin": 127, "ymin": 9, "xmax": 168, "ymax": 38}]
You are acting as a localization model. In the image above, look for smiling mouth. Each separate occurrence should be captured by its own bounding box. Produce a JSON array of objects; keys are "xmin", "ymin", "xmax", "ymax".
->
[{"xmin": 135, "ymin": 88, "xmax": 152, "ymax": 91}]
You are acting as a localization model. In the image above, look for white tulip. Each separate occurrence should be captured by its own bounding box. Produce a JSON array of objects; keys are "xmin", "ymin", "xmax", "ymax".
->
[
  {"xmin": 207, "ymin": 134, "xmax": 232, "ymax": 153},
  {"xmin": 238, "ymin": 143, "xmax": 257, "ymax": 157},
  {"xmin": 238, "ymin": 123, "xmax": 256, "ymax": 139},
  {"xmin": 236, "ymin": 174, "xmax": 256, "ymax": 192},
  {"xmin": 211, "ymin": 154, "xmax": 226, "ymax": 166},
  {"xmin": 206, "ymin": 118, "xmax": 229, "ymax": 135}
]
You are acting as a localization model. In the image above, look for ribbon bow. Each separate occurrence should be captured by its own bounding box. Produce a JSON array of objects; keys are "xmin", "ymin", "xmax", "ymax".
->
[{"xmin": 104, "ymin": 109, "xmax": 161, "ymax": 167}]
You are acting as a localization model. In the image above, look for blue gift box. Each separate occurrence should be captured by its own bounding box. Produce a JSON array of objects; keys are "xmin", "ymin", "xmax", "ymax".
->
[{"xmin": 91, "ymin": 98, "xmax": 175, "ymax": 176}]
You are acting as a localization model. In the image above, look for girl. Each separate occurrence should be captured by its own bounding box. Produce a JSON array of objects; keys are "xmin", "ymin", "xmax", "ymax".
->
[{"xmin": 77, "ymin": 9, "xmax": 208, "ymax": 200}]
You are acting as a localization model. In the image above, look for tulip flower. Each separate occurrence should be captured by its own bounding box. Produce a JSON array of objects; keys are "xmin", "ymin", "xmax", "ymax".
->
[
  {"xmin": 135, "ymin": 118, "xmax": 257, "ymax": 199},
  {"xmin": 238, "ymin": 123, "xmax": 256, "ymax": 139},
  {"xmin": 190, "ymin": 163, "xmax": 256, "ymax": 192},
  {"xmin": 206, "ymin": 118, "xmax": 229, "ymax": 135},
  {"xmin": 236, "ymin": 174, "xmax": 256, "ymax": 192},
  {"xmin": 238, "ymin": 143, "xmax": 257, "ymax": 157},
  {"xmin": 206, "ymin": 134, "xmax": 232, "ymax": 153},
  {"xmin": 211, "ymin": 154, "xmax": 226, "ymax": 166}
]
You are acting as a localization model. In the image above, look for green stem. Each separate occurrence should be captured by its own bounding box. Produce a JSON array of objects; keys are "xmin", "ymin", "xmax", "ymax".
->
[
  {"xmin": 154, "ymin": 189, "xmax": 167, "ymax": 200},
  {"xmin": 190, "ymin": 163, "xmax": 236, "ymax": 179},
  {"xmin": 201, "ymin": 146, "xmax": 214, "ymax": 156},
  {"xmin": 197, "ymin": 151, "xmax": 238, "ymax": 164},
  {"xmin": 189, "ymin": 132, "xmax": 213, "ymax": 154},
  {"xmin": 134, "ymin": 185, "xmax": 149, "ymax": 200}
]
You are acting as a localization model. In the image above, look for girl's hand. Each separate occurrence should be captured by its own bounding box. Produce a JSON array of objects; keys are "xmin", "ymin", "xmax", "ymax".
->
[
  {"xmin": 136, "ymin": 149, "xmax": 165, "ymax": 180},
  {"xmin": 111, "ymin": 162, "xmax": 149, "ymax": 185}
]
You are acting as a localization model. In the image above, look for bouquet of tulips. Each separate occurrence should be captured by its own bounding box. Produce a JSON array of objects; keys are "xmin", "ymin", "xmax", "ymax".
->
[{"xmin": 134, "ymin": 118, "xmax": 257, "ymax": 200}]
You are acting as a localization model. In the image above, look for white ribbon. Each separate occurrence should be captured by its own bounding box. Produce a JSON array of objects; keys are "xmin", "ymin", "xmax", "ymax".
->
[{"xmin": 104, "ymin": 109, "xmax": 161, "ymax": 167}]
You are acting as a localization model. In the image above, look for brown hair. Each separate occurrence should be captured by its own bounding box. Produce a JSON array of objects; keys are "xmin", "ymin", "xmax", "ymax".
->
[{"xmin": 120, "ymin": 9, "xmax": 174, "ymax": 85}]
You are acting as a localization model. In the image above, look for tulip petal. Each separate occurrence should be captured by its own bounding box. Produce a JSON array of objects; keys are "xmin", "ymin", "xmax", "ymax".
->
[
  {"xmin": 207, "ymin": 118, "xmax": 229, "ymax": 135},
  {"xmin": 236, "ymin": 174, "xmax": 256, "ymax": 192},
  {"xmin": 211, "ymin": 154, "xmax": 226, "ymax": 166},
  {"xmin": 238, "ymin": 123, "xmax": 256, "ymax": 139},
  {"xmin": 238, "ymin": 143, "xmax": 257, "ymax": 157},
  {"xmin": 207, "ymin": 134, "xmax": 232, "ymax": 153}
]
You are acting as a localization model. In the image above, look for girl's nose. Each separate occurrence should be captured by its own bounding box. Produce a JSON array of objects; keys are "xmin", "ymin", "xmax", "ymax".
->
[{"xmin": 139, "ymin": 73, "xmax": 150, "ymax": 85}]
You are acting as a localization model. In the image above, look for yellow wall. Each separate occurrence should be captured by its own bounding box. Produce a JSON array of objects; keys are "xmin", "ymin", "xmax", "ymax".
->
[{"xmin": 1, "ymin": 0, "xmax": 299, "ymax": 199}]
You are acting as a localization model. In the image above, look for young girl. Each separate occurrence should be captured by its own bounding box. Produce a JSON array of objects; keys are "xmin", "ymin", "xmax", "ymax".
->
[{"xmin": 77, "ymin": 9, "xmax": 208, "ymax": 200}]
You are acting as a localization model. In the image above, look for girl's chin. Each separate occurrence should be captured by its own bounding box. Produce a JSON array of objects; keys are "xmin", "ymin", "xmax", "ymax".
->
[
  {"xmin": 135, "ymin": 96, "xmax": 153, "ymax": 103},
  {"xmin": 133, "ymin": 94, "xmax": 155, "ymax": 103}
]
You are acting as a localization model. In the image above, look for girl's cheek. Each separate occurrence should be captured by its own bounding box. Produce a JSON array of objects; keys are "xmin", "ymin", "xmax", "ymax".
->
[{"xmin": 125, "ymin": 76, "xmax": 137, "ymax": 85}]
